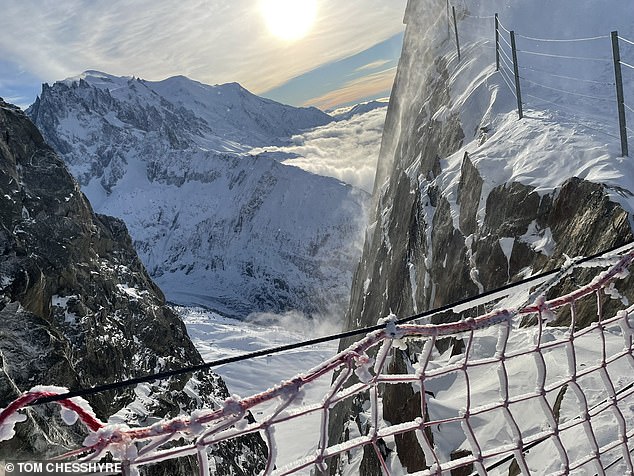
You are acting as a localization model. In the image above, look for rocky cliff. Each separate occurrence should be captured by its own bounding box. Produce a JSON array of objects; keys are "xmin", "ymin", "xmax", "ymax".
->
[
  {"xmin": 327, "ymin": 0, "xmax": 634, "ymax": 473},
  {"xmin": 0, "ymin": 98, "xmax": 266, "ymax": 473}
]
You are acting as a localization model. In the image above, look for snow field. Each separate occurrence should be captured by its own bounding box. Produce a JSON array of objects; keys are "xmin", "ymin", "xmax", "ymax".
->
[{"xmin": 181, "ymin": 307, "xmax": 339, "ymax": 472}]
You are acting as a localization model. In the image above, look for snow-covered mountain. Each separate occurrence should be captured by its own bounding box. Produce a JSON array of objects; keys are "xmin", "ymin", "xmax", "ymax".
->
[
  {"xmin": 27, "ymin": 71, "xmax": 368, "ymax": 318},
  {"xmin": 330, "ymin": 99, "xmax": 388, "ymax": 121},
  {"xmin": 0, "ymin": 99, "xmax": 267, "ymax": 471}
]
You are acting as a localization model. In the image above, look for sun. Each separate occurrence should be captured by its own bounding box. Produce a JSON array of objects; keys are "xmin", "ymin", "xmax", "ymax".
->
[{"xmin": 260, "ymin": 0, "xmax": 317, "ymax": 41}]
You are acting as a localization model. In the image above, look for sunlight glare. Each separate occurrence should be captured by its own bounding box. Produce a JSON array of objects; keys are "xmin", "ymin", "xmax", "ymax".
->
[{"xmin": 260, "ymin": 0, "xmax": 317, "ymax": 41}]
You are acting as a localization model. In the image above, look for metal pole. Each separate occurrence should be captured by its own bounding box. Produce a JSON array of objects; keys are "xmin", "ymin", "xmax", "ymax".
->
[
  {"xmin": 495, "ymin": 14, "xmax": 500, "ymax": 71},
  {"xmin": 510, "ymin": 30, "xmax": 523, "ymax": 119},
  {"xmin": 611, "ymin": 31, "xmax": 629, "ymax": 157},
  {"xmin": 447, "ymin": 0, "xmax": 450, "ymax": 39},
  {"xmin": 452, "ymin": 6, "xmax": 461, "ymax": 62}
]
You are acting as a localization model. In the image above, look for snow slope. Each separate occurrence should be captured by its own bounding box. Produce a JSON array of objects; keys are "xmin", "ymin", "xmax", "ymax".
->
[
  {"xmin": 27, "ymin": 72, "xmax": 369, "ymax": 318},
  {"xmin": 416, "ymin": 0, "xmax": 634, "ymax": 220},
  {"xmin": 180, "ymin": 306, "xmax": 339, "ymax": 472}
]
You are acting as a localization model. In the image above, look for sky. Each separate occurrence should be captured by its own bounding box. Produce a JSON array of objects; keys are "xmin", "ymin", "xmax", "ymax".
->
[{"xmin": 0, "ymin": 0, "xmax": 407, "ymax": 111}]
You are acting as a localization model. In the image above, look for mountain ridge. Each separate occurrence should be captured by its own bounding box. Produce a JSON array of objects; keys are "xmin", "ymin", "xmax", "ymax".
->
[
  {"xmin": 0, "ymin": 97, "xmax": 267, "ymax": 472},
  {"xmin": 27, "ymin": 72, "xmax": 368, "ymax": 318}
]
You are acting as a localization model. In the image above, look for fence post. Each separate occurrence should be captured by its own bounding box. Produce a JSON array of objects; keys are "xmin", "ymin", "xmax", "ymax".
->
[
  {"xmin": 495, "ymin": 13, "xmax": 500, "ymax": 71},
  {"xmin": 510, "ymin": 30, "xmax": 523, "ymax": 119},
  {"xmin": 611, "ymin": 31, "xmax": 629, "ymax": 157},
  {"xmin": 452, "ymin": 6, "xmax": 461, "ymax": 61},
  {"xmin": 494, "ymin": 14, "xmax": 500, "ymax": 71},
  {"xmin": 447, "ymin": 0, "xmax": 450, "ymax": 39}
]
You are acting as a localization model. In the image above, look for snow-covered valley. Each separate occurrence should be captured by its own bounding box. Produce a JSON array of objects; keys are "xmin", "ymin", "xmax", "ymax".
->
[{"xmin": 180, "ymin": 306, "xmax": 339, "ymax": 471}]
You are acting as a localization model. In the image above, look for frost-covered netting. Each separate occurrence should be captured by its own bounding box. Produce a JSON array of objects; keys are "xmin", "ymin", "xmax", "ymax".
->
[{"xmin": 2, "ymin": 246, "xmax": 634, "ymax": 475}]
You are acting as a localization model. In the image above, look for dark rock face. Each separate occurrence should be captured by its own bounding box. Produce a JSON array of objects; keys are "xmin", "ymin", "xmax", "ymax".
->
[
  {"xmin": 326, "ymin": 0, "xmax": 634, "ymax": 473},
  {"xmin": 0, "ymin": 99, "xmax": 266, "ymax": 473}
]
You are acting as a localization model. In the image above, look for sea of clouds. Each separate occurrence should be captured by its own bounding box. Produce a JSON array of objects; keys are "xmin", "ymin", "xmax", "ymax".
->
[{"xmin": 252, "ymin": 105, "xmax": 387, "ymax": 193}]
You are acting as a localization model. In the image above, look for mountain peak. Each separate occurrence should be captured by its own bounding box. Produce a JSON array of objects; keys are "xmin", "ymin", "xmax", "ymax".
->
[
  {"xmin": 60, "ymin": 70, "xmax": 133, "ymax": 90},
  {"xmin": 26, "ymin": 70, "xmax": 359, "ymax": 317}
]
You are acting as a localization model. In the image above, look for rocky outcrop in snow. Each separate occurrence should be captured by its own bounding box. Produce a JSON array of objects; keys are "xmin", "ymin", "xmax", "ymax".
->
[
  {"xmin": 328, "ymin": 0, "xmax": 634, "ymax": 473},
  {"xmin": 0, "ymin": 98, "xmax": 266, "ymax": 472},
  {"xmin": 27, "ymin": 72, "xmax": 367, "ymax": 318}
]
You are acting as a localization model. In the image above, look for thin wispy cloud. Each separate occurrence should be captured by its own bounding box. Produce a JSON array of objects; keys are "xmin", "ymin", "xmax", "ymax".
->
[
  {"xmin": 251, "ymin": 106, "xmax": 388, "ymax": 193},
  {"xmin": 0, "ymin": 0, "xmax": 406, "ymax": 105},
  {"xmin": 355, "ymin": 59, "xmax": 392, "ymax": 72},
  {"xmin": 303, "ymin": 67, "xmax": 397, "ymax": 110}
]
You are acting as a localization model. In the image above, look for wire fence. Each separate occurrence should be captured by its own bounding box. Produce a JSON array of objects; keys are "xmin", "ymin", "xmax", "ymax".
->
[
  {"xmin": 449, "ymin": 5, "xmax": 633, "ymax": 157},
  {"xmin": 2, "ymin": 245, "xmax": 634, "ymax": 474}
]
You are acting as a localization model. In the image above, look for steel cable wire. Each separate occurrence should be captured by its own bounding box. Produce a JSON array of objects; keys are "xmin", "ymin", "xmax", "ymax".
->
[
  {"xmin": 499, "ymin": 68, "xmax": 518, "ymax": 98},
  {"xmin": 520, "ymin": 76, "xmax": 614, "ymax": 102},
  {"xmin": 524, "ymin": 92, "xmax": 621, "ymax": 139},
  {"xmin": 25, "ymin": 240, "xmax": 634, "ymax": 407},
  {"xmin": 499, "ymin": 49, "xmax": 515, "ymax": 73},
  {"xmin": 518, "ymin": 49, "xmax": 611, "ymax": 62},
  {"xmin": 498, "ymin": 19, "xmax": 511, "ymax": 35},
  {"xmin": 516, "ymin": 33, "xmax": 609, "ymax": 43},
  {"xmin": 518, "ymin": 65, "xmax": 614, "ymax": 85},
  {"xmin": 618, "ymin": 35, "xmax": 634, "ymax": 46}
]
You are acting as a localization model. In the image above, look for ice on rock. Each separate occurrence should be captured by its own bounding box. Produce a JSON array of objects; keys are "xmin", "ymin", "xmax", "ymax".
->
[
  {"xmin": 0, "ymin": 409, "xmax": 27, "ymax": 442},
  {"xmin": 60, "ymin": 407, "xmax": 79, "ymax": 425}
]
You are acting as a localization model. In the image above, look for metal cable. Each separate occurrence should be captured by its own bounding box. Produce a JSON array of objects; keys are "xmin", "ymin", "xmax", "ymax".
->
[
  {"xmin": 499, "ymin": 67, "xmax": 518, "ymax": 98},
  {"xmin": 462, "ymin": 12, "xmax": 496, "ymax": 20},
  {"xmin": 499, "ymin": 49, "xmax": 515, "ymax": 73},
  {"xmin": 618, "ymin": 35, "xmax": 634, "ymax": 46},
  {"xmin": 28, "ymin": 240, "xmax": 634, "ymax": 407},
  {"xmin": 499, "ymin": 32, "xmax": 512, "ymax": 50},
  {"xmin": 497, "ymin": 19, "xmax": 511, "ymax": 35},
  {"xmin": 518, "ymin": 65, "xmax": 614, "ymax": 85},
  {"xmin": 520, "ymin": 76, "xmax": 614, "ymax": 102},
  {"xmin": 524, "ymin": 92, "xmax": 621, "ymax": 139},
  {"xmin": 518, "ymin": 50, "xmax": 611, "ymax": 62},
  {"xmin": 516, "ymin": 33, "xmax": 609, "ymax": 43}
]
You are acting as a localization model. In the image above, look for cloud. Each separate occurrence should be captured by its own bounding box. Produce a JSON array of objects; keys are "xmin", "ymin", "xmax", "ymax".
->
[
  {"xmin": 251, "ymin": 106, "xmax": 387, "ymax": 193},
  {"xmin": 246, "ymin": 309, "xmax": 346, "ymax": 338},
  {"xmin": 302, "ymin": 67, "xmax": 397, "ymax": 110},
  {"xmin": 0, "ymin": 0, "xmax": 407, "ymax": 101},
  {"xmin": 355, "ymin": 59, "xmax": 392, "ymax": 72}
]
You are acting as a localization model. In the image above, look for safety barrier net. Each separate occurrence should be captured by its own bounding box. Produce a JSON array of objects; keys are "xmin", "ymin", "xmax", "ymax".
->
[{"xmin": 2, "ymin": 245, "xmax": 634, "ymax": 475}]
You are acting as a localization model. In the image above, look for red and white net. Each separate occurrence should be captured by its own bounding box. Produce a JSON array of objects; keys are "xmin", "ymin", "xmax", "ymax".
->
[{"xmin": 3, "ymin": 245, "xmax": 634, "ymax": 475}]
